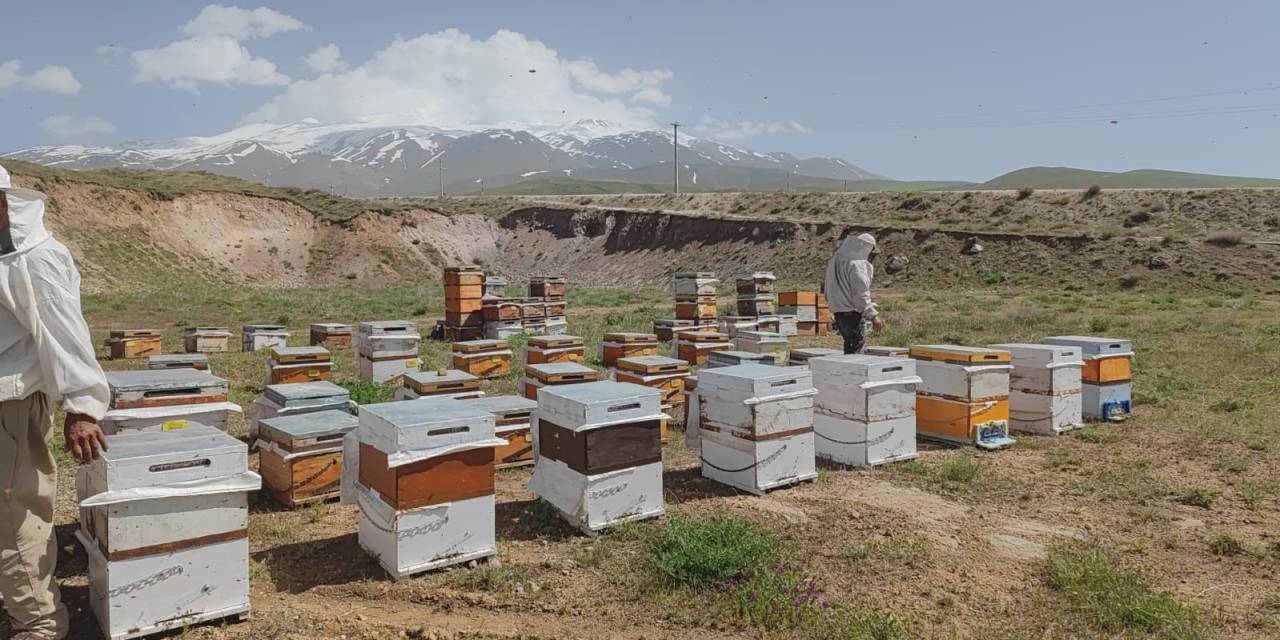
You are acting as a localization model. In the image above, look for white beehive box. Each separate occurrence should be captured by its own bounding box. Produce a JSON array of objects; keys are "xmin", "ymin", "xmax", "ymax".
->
[
  {"xmin": 355, "ymin": 320, "xmax": 418, "ymax": 353},
  {"xmin": 356, "ymin": 486, "xmax": 496, "ymax": 579},
  {"xmin": 775, "ymin": 315, "xmax": 799, "ymax": 337},
  {"xmin": 75, "ymin": 426, "xmax": 258, "ymax": 640},
  {"xmin": 241, "ymin": 324, "xmax": 289, "ymax": 352},
  {"xmin": 717, "ymin": 316, "xmax": 760, "ymax": 337},
  {"xmin": 735, "ymin": 330, "xmax": 789, "ymax": 355},
  {"xmin": 699, "ymin": 426, "xmax": 816, "ymax": 496},
  {"xmin": 534, "ymin": 380, "xmax": 663, "ymax": 432},
  {"xmin": 705, "ymin": 350, "xmax": 781, "ymax": 368},
  {"xmin": 544, "ymin": 317, "xmax": 569, "ymax": 335},
  {"xmin": 914, "ymin": 358, "xmax": 1011, "ymax": 402},
  {"xmin": 812, "ymin": 413, "xmax": 917, "ymax": 468},
  {"xmin": 673, "ymin": 273, "xmax": 719, "ymax": 296},
  {"xmin": 100, "ymin": 402, "xmax": 242, "ymax": 435},
  {"xmin": 250, "ymin": 381, "xmax": 352, "ymax": 439},
  {"xmin": 107, "ymin": 369, "xmax": 227, "ymax": 409},
  {"xmin": 1043, "ymin": 335, "xmax": 1133, "ymax": 358},
  {"xmin": 358, "ymin": 397, "xmax": 500, "ymax": 458},
  {"xmin": 864, "ymin": 346, "xmax": 909, "ymax": 357},
  {"xmin": 182, "ymin": 326, "xmax": 232, "ymax": 354},
  {"xmin": 1082, "ymin": 382, "xmax": 1132, "ymax": 422},
  {"xmin": 990, "ymin": 343, "xmax": 1084, "ymax": 435},
  {"xmin": 778, "ymin": 305, "xmax": 818, "ymax": 322},
  {"xmin": 146, "ymin": 353, "xmax": 209, "ymax": 371},
  {"xmin": 808, "ymin": 355, "xmax": 921, "ymax": 422},
  {"xmin": 358, "ymin": 353, "xmax": 419, "ymax": 383},
  {"xmin": 788, "ymin": 347, "xmax": 843, "ymax": 366}
]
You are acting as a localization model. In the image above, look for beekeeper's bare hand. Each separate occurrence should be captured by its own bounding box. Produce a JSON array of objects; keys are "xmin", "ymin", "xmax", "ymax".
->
[
  {"xmin": 64, "ymin": 414, "xmax": 108, "ymax": 463},
  {"xmin": 871, "ymin": 316, "xmax": 886, "ymax": 332}
]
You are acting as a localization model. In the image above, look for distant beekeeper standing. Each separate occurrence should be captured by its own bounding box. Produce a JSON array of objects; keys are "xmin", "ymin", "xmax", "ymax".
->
[
  {"xmin": 0, "ymin": 163, "xmax": 109, "ymax": 640},
  {"xmin": 823, "ymin": 232, "xmax": 884, "ymax": 354}
]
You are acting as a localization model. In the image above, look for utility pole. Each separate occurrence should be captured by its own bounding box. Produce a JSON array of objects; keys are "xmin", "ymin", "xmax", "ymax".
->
[
  {"xmin": 786, "ymin": 171, "xmax": 792, "ymax": 193},
  {"xmin": 670, "ymin": 122, "xmax": 681, "ymax": 194},
  {"xmin": 479, "ymin": 178, "xmax": 485, "ymax": 195},
  {"xmin": 439, "ymin": 164, "xmax": 445, "ymax": 198}
]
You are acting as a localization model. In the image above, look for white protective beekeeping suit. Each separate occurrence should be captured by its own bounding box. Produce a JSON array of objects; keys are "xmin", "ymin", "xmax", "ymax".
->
[
  {"xmin": 0, "ymin": 164, "xmax": 110, "ymax": 418},
  {"xmin": 823, "ymin": 232, "xmax": 880, "ymax": 320}
]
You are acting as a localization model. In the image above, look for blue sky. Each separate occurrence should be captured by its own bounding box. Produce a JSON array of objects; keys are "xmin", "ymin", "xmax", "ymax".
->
[{"xmin": 3, "ymin": 0, "xmax": 1278, "ymax": 181}]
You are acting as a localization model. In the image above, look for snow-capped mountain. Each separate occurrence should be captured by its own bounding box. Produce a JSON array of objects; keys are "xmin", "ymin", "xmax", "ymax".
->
[{"xmin": 5, "ymin": 119, "xmax": 883, "ymax": 196}]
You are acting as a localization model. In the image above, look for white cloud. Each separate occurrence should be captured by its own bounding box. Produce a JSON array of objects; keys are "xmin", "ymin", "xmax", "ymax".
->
[
  {"xmin": 131, "ymin": 5, "xmax": 303, "ymax": 91},
  {"xmin": 40, "ymin": 115, "xmax": 117, "ymax": 138},
  {"xmin": 247, "ymin": 29, "xmax": 674, "ymax": 129},
  {"xmin": 182, "ymin": 5, "xmax": 307, "ymax": 39},
  {"xmin": 690, "ymin": 117, "xmax": 812, "ymax": 141},
  {"xmin": 0, "ymin": 60, "xmax": 82, "ymax": 95},
  {"xmin": 303, "ymin": 44, "xmax": 347, "ymax": 74}
]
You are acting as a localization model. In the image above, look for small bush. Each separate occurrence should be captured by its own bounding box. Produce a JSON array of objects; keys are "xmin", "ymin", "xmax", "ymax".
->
[
  {"xmin": 1119, "ymin": 273, "xmax": 1142, "ymax": 290},
  {"xmin": 1015, "ymin": 187, "xmax": 1035, "ymax": 200},
  {"xmin": 1206, "ymin": 532, "xmax": 1246, "ymax": 557},
  {"xmin": 1125, "ymin": 210, "xmax": 1152, "ymax": 227},
  {"xmin": 1175, "ymin": 486, "xmax": 1220, "ymax": 509},
  {"xmin": 1089, "ymin": 317, "xmax": 1111, "ymax": 332},
  {"xmin": 1240, "ymin": 484, "xmax": 1266, "ymax": 511},
  {"xmin": 1205, "ymin": 231, "xmax": 1245, "ymax": 247},
  {"xmin": 1082, "ymin": 185, "xmax": 1102, "ymax": 201},
  {"xmin": 337, "ymin": 380, "xmax": 396, "ymax": 405},
  {"xmin": 649, "ymin": 514, "xmax": 783, "ymax": 590},
  {"xmin": 938, "ymin": 454, "xmax": 981, "ymax": 486},
  {"xmin": 1046, "ymin": 545, "xmax": 1202, "ymax": 637}
]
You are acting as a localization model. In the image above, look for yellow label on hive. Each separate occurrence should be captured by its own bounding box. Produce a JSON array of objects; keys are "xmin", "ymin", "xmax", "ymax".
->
[
  {"xmin": 406, "ymin": 359, "xmax": 418, "ymax": 368},
  {"xmin": 162, "ymin": 420, "xmax": 188, "ymax": 431},
  {"xmin": 308, "ymin": 370, "xmax": 320, "ymax": 378}
]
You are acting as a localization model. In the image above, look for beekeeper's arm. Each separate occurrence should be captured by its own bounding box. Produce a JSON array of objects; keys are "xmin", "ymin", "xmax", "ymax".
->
[
  {"xmin": 29, "ymin": 248, "xmax": 110, "ymax": 459},
  {"xmin": 851, "ymin": 262, "xmax": 884, "ymax": 330}
]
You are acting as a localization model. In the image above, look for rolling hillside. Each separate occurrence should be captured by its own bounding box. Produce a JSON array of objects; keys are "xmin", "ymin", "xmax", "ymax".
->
[{"xmin": 977, "ymin": 166, "xmax": 1280, "ymax": 190}]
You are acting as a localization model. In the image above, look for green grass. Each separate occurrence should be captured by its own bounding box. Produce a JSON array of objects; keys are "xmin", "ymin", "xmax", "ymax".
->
[
  {"xmin": 937, "ymin": 454, "xmax": 982, "ymax": 487},
  {"xmin": 825, "ymin": 607, "xmax": 915, "ymax": 640},
  {"xmin": 1174, "ymin": 486, "xmax": 1221, "ymax": 509},
  {"xmin": 1074, "ymin": 426, "xmax": 1120, "ymax": 444},
  {"xmin": 1046, "ymin": 545, "xmax": 1204, "ymax": 639},
  {"xmin": 1206, "ymin": 532, "xmax": 1247, "ymax": 557},
  {"xmin": 336, "ymin": 380, "xmax": 397, "ymax": 405},
  {"xmin": 648, "ymin": 514, "xmax": 784, "ymax": 591}
]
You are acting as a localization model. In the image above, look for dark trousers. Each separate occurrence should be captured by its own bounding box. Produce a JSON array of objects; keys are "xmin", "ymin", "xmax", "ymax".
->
[{"xmin": 834, "ymin": 311, "xmax": 865, "ymax": 354}]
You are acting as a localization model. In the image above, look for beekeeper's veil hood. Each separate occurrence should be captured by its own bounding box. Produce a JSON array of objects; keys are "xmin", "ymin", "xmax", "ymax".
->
[
  {"xmin": 834, "ymin": 232, "xmax": 877, "ymax": 263},
  {"xmin": 0, "ymin": 162, "xmax": 52, "ymax": 256}
]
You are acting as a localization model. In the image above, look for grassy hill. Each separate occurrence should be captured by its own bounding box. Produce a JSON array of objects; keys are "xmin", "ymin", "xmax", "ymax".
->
[
  {"xmin": 977, "ymin": 166, "xmax": 1280, "ymax": 190},
  {"xmin": 485, "ymin": 176, "xmax": 682, "ymax": 195}
]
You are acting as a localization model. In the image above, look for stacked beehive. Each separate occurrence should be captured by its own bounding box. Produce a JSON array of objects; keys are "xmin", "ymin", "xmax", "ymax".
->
[
  {"xmin": 529, "ymin": 381, "xmax": 666, "ymax": 533},
  {"xmin": 990, "ymin": 343, "xmax": 1084, "ymax": 435},
  {"xmin": 484, "ymin": 275, "xmax": 508, "ymax": 298},
  {"xmin": 697, "ymin": 364, "xmax": 818, "ymax": 494},
  {"xmin": 910, "ymin": 345, "xmax": 1015, "ymax": 450},
  {"xmin": 354, "ymin": 398, "xmax": 506, "ymax": 578},
  {"xmin": 778, "ymin": 291, "xmax": 831, "ymax": 337},
  {"xmin": 183, "ymin": 326, "xmax": 232, "ymax": 353},
  {"xmin": 75, "ymin": 426, "xmax": 259, "ymax": 639},
  {"xmin": 520, "ymin": 362, "xmax": 599, "ymax": 400},
  {"xmin": 810, "ymin": 354, "xmax": 921, "ymax": 468},
  {"xmin": 1044, "ymin": 336, "xmax": 1133, "ymax": 421},
  {"xmin": 309, "ymin": 323, "xmax": 352, "ymax": 348},
  {"xmin": 266, "ymin": 346, "xmax": 333, "ymax": 385},
  {"xmin": 735, "ymin": 272, "xmax": 777, "ymax": 318},
  {"xmin": 444, "ymin": 266, "xmax": 485, "ymax": 341},
  {"xmin": 257, "ymin": 410, "xmax": 357, "ymax": 506},
  {"xmin": 615, "ymin": 355, "xmax": 689, "ymax": 443},
  {"xmin": 483, "ymin": 296, "xmax": 524, "ymax": 339},
  {"xmin": 106, "ymin": 329, "xmax": 162, "ymax": 360},
  {"xmin": 656, "ymin": 273, "xmax": 718, "ymax": 340},
  {"xmin": 526, "ymin": 334, "xmax": 585, "ymax": 365},
  {"xmin": 451, "ymin": 339, "xmax": 513, "ymax": 379},
  {"xmin": 147, "ymin": 353, "xmax": 209, "ymax": 371},
  {"xmin": 102, "ymin": 369, "xmax": 240, "ymax": 435},
  {"xmin": 599, "ymin": 332, "xmax": 659, "ymax": 367},
  {"xmin": 356, "ymin": 321, "xmax": 420, "ymax": 383},
  {"xmin": 654, "ymin": 318, "xmax": 695, "ymax": 342},
  {"xmin": 734, "ymin": 330, "xmax": 789, "ymax": 361},
  {"xmin": 672, "ymin": 330, "xmax": 733, "ymax": 366},
  {"xmin": 717, "ymin": 315, "xmax": 760, "ymax": 338},
  {"xmin": 530, "ymin": 275, "xmax": 568, "ymax": 335},
  {"xmin": 787, "ymin": 347, "xmax": 843, "ymax": 367},
  {"xmin": 241, "ymin": 324, "xmax": 289, "ymax": 352},
  {"xmin": 250, "ymin": 381, "xmax": 353, "ymax": 440},
  {"xmin": 396, "ymin": 369, "xmax": 484, "ymax": 401},
  {"xmin": 465, "ymin": 395, "xmax": 539, "ymax": 468}
]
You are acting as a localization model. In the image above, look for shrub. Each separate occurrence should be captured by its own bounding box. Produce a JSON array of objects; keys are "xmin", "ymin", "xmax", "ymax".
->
[
  {"xmin": 649, "ymin": 514, "xmax": 782, "ymax": 590},
  {"xmin": 1074, "ymin": 427, "xmax": 1119, "ymax": 444},
  {"xmin": 938, "ymin": 454, "xmax": 981, "ymax": 487},
  {"xmin": 336, "ymin": 380, "xmax": 396, "ymax": 405},
  {"xmin": 1175, "ymin": 486, "xmax": 1220, "ymax": 509},
  {"xmin": 1082, "ymin": 185, "xmax": 1102, "ymax": 201},
  {"xmin": 1015, "ymin": 187, "xmax": 1034, "ymax": 200},
  {"xmin": 1046, "ymin": 545, "xmax": 1202, "ymax": 637},
  {"xmin": 1125, "ymin": 210, "xmax": 1152, "ymax": 227},
  {"xmin": 1206, "ymin": 532, "xmax": 1246, "ymax": 557},
  {"xmin": 1089, "ymin": 317, "xmax": 1111, "ymax": 332},
  {"xmin": 1119, "ymin": 273, "xmax": 1142, "ymax": 290},
  {"xmin": 1205, "ymin": 231, "xmax": 1245, "ymax": 247}
]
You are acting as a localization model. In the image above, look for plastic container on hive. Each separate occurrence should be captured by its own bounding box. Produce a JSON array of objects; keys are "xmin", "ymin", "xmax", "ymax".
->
[
  {"xmin": 1043, "ymin": 336, "xmax": 1134, "ymax": 421},
  {"xmin": 910, "ymin": 345, "xmax": 1015, "ymax": 450},
  {"xmin": 528, "ymin": 381, "xmax": 666, "ymax": 533},
  {"xmin": 808, "ymin": 354, "xmax": 921, "ymax": 467},
  {"xmin": 75, "ymin": 426, "xmax": 259, "ymax": 640},
  {"xmin": 146, "ymin": 353, "xmax": 209, "ymax": 371},
  {"xmin": 397, "ymin": 369, "xmax": 484, "ymax": 401},
  {"xmin": 257, "ymin": 410, "xmax": 357, "ymax": 505},
  {"xmin": 241, "ymin": 324, "xmax": 288, "ymax": 352},
  {"xmin": 355, "ymin": 398, "xmax": 505, "ymax": 579},
  {"xmin": 696, "ymin": 364, "xmax": 817, "ymax": 494},
  {"xmin": 990, "ymin": 343, "xmax": 1084, "ymax": 435}
]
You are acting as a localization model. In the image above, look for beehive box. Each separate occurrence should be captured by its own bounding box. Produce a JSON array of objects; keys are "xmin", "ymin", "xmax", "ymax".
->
[
  {"xmin": 108, "ymin": 370, "xmax": 228, "ymax": 411},
  {"xmin": 683, "ymin": 375, "xmax": 700, "ymax": 447},
  {"xmin": 106, "ymin": 330, "xmax": 163, "ymax": 360},
  {"xmin": 795, "ymin": 321, "xmax": 818, "ymax": 337},
  {"xmin": 182, "ymin": 327, "xmax": 232, "ymax": 354},
  {"xmin": 673, "ymin": 272, "xmax": 718, "ymax": 296},
  {"xmin": 241, "ymin": 325, "xmax": 289, "ymax": 352},
  {"xmin": 526, "ymin": 335, "xmax": 585, "ymax": 365},
  {"xmin": 355, "ymin": 398, "xmax": 504, "ymax": 578},
  {"xmin": 910, "ymin": 345, "xmax": 1014, "ymax": 450},
  {"xmin": 397, "ymin": 369, "xmax": 483, "ymax": 401},
  {"xmin": 100, "ymin": 398, "xmax": 241, "ymax": 435},
  {"xmin": 465, "ymin": 395, "xmax": 539, "ymax": 468},
  {"xmin": 778, "ymin": 291, "xmax": 818, "ymax": 307},
  {"xmin": 991, "ymin": 343, "xmax": 1085, "ymax": 434},
  {"xmin": 267, "ymin": 346, "xmax": 333, "ymax": 385},
  {"xmin": 705, "ymin": 350, "xmax": 782, "ymax": 368},
  {"xmin": 788, "ymin": 347, "xmax": 843, "ymax": 366},
  {"xmin": 865, "ymin": 346, "xmax": 909, "ymax": 357},
  {"xmin": 775, "ymin": 315, "xmax": 798, "ymax": 337},
  {"xmin": 1043, "ymin": 336, "xmax": 1134, "ymax": 421},
  {"xmin": 543, "ymin": 298, "xmax": 567, "ymax": 317},
  {"xmin": 653, "ymin": 318, "xmax": 695, "ymax": 342},
  {"xmin": 529, "ymin": 275, "xmax": 567, "ymax": 299},
  {"xmin": 735, "ymin": 272, "xmax": 776, "ymax": 295},
  {"xmin": 615, "ymin": 356, "xmax": 689, "ymax": 406},
  {"xmin": 520, "ymin": 362, "xmax": 600, "ymax": 400},
  {"xmin": 735, "ymin": 330, "xmax": 789, "ymax": 356},
  {"xmin": 718, "ymin": 316, "xmax": 760, "ymax": 337},
  {"xmin": 446, "ymin": 310, "xmax": 484, "ymax": 328},
  {"xmin": 309, "ymin": 323, "xmax": 353, "ymax": 348},
  {"xmin": 446, "ymin": 325, "xmax": 485, "ymax": 342},
  {"xmin": 75, "ymin": 426, "xmax": 258, "ymax": 640},
  {"xmin": 598, "ymin": 332, "xmax": 659, "ymax": 366},
  {"xmin": 484, "ymin": 319, "xmax": 524, "ymax": 340},
  {"xmin": 258, "ymin": 410, "xmax": 357, "ymax": 505},
  {"xmin": 250, "ymin": 381, "xmax": 352, "ymax": 440},
  {"xmin": 443, "ymin": 266, "xmax": 484, "ymax": 286},
  {"xmin": 675, "ymin": 299, "xmax": 718, "ymax": 321},
  {"xmin": 356, "ymin": 321, "xmax": 420, "ymax": 355},
  {"xmin": 483, "ymin": 275, "xmax": 508, "ymax": 298},
  {"xmin": 809, "ymin": 355, "xmax": 921, "ymax": 468},
  {"xmin": 736, "ymin": 294, "xmax": 776, "ymax": 317},
  {"xmin": 528, "ymin": 381, "xmax": 666, "ymax": 533},
  {"xmin": 544, "ymin": 316, "xmax": 569, "ymax": 336},
  {"xmin": 482, "ymin": 300, "xmax": 523, "ymax": 322},
  {"xmin": 696, "ymin": 364, "xmax": 817, "ymax": 494},
  {"xmin": 779, "ymin": 305, "xmax": 818, "ymax": 322},
  {"xmin": 358, "ymin": 353, "xmax": 419, "ymax": 383},
  {"xmin": 672, "ymin": 331, "xmax": 732, "ymax": 365},
  {"xmin": 451, "ymin": 339, "xmax": 513, "ymax": 379},
  {"xmin": 146, "ymin": 354, "xmax": 209, "ymax": 371}
]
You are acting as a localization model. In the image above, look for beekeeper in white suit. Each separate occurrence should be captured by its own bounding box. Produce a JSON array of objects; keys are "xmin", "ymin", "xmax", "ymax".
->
[
  {"xmin": 0, "ymin": 163, "xmax": 109, "ymax": 640},
  {"xmin": 823, "ymin": 232, "xmax": 884, "ymax": 354}
]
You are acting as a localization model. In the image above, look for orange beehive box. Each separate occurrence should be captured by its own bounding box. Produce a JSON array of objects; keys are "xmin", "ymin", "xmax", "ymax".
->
[
  {"xmin": 543, "ymin": 299, "xmax": 567, "ymax": 317},
  {"xmin": 445, "ymin": 311, "xmax": 484, "ymax": 328},
  {"xmin": 446, "ymin": 297, "xmax": 484, "ymax": 314},
  {"xmin": 451, "ymin": 350, "xmax": 512, "ymax": 379},
  {"xmin": 359, "ymin": 444, "xmax": 494, "ymax": 511},
  {"xmin": 445, "ymin": 326, "xmax": 484, "ymax": 342},
  {"xmin": 675, "ymin": 341, "xmax": 731, "ymax": 365},
  {"xmin": 675, "ymin": 301, "xmax": 718, "ymax": 320},
  {"xmin": 520, "ymin": 363, "xmax": 599, "ymax": 400},
  {"xmin": 778, "ymin": 291, "xmax": 818, "ymax": 306},
  {"xmin": 916, "ymin": 396, "xmax": 1010, "ymax": 446},
  {"xmin": 483, "ymin": 301, "xmax": 523, "ymax": 321},
  {"xmin": 445, "ymin": 283, "xmax": 484, "ymax": 300},
  {"xmin": 614, "ymin": 369, "xmax": 686, "ymax": 405},
  {"xmin": 1082, "ymin": 356, "xmax": 1132, "ymax": 384},
  {"xmin": 443, "ymin": 267, "xmax": 484, "ymax": 286},
  {"xmin": 106, "ymin": 331, "xmax": 163, "ymax": 360},
  {"xmin": 526, "ymin": 335, "xmax": 586, "ymax": 365},
  {"xmin": 795, "ymin": 322, "xmax": 817, "ymax": 337}
]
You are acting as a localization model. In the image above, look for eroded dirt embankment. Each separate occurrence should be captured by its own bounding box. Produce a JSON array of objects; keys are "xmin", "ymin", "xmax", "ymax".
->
[{"xmin": 23, "ymin": 174, "xmax": 1279, "ymax": 293}]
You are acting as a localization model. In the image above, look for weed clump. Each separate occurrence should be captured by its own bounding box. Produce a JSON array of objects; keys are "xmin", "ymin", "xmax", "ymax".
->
[
  {"xmin": 1205, "ymin": 231, "xmax": 1245, "ymax": 247},
  {"xmin": 649, "ymin": 514, "xmax": 782, "ymax": 590},
  {"xmin": 1016, "ymin": 187, "xmax": 1035, "ymax": 200},
  {"xmin": 1046, "ymin": 545, "xmax": 1202, "ymax": 638},
  {"xmin": 1082, "ymin": 185, "xmax": 1102, "ymax": 201}
]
